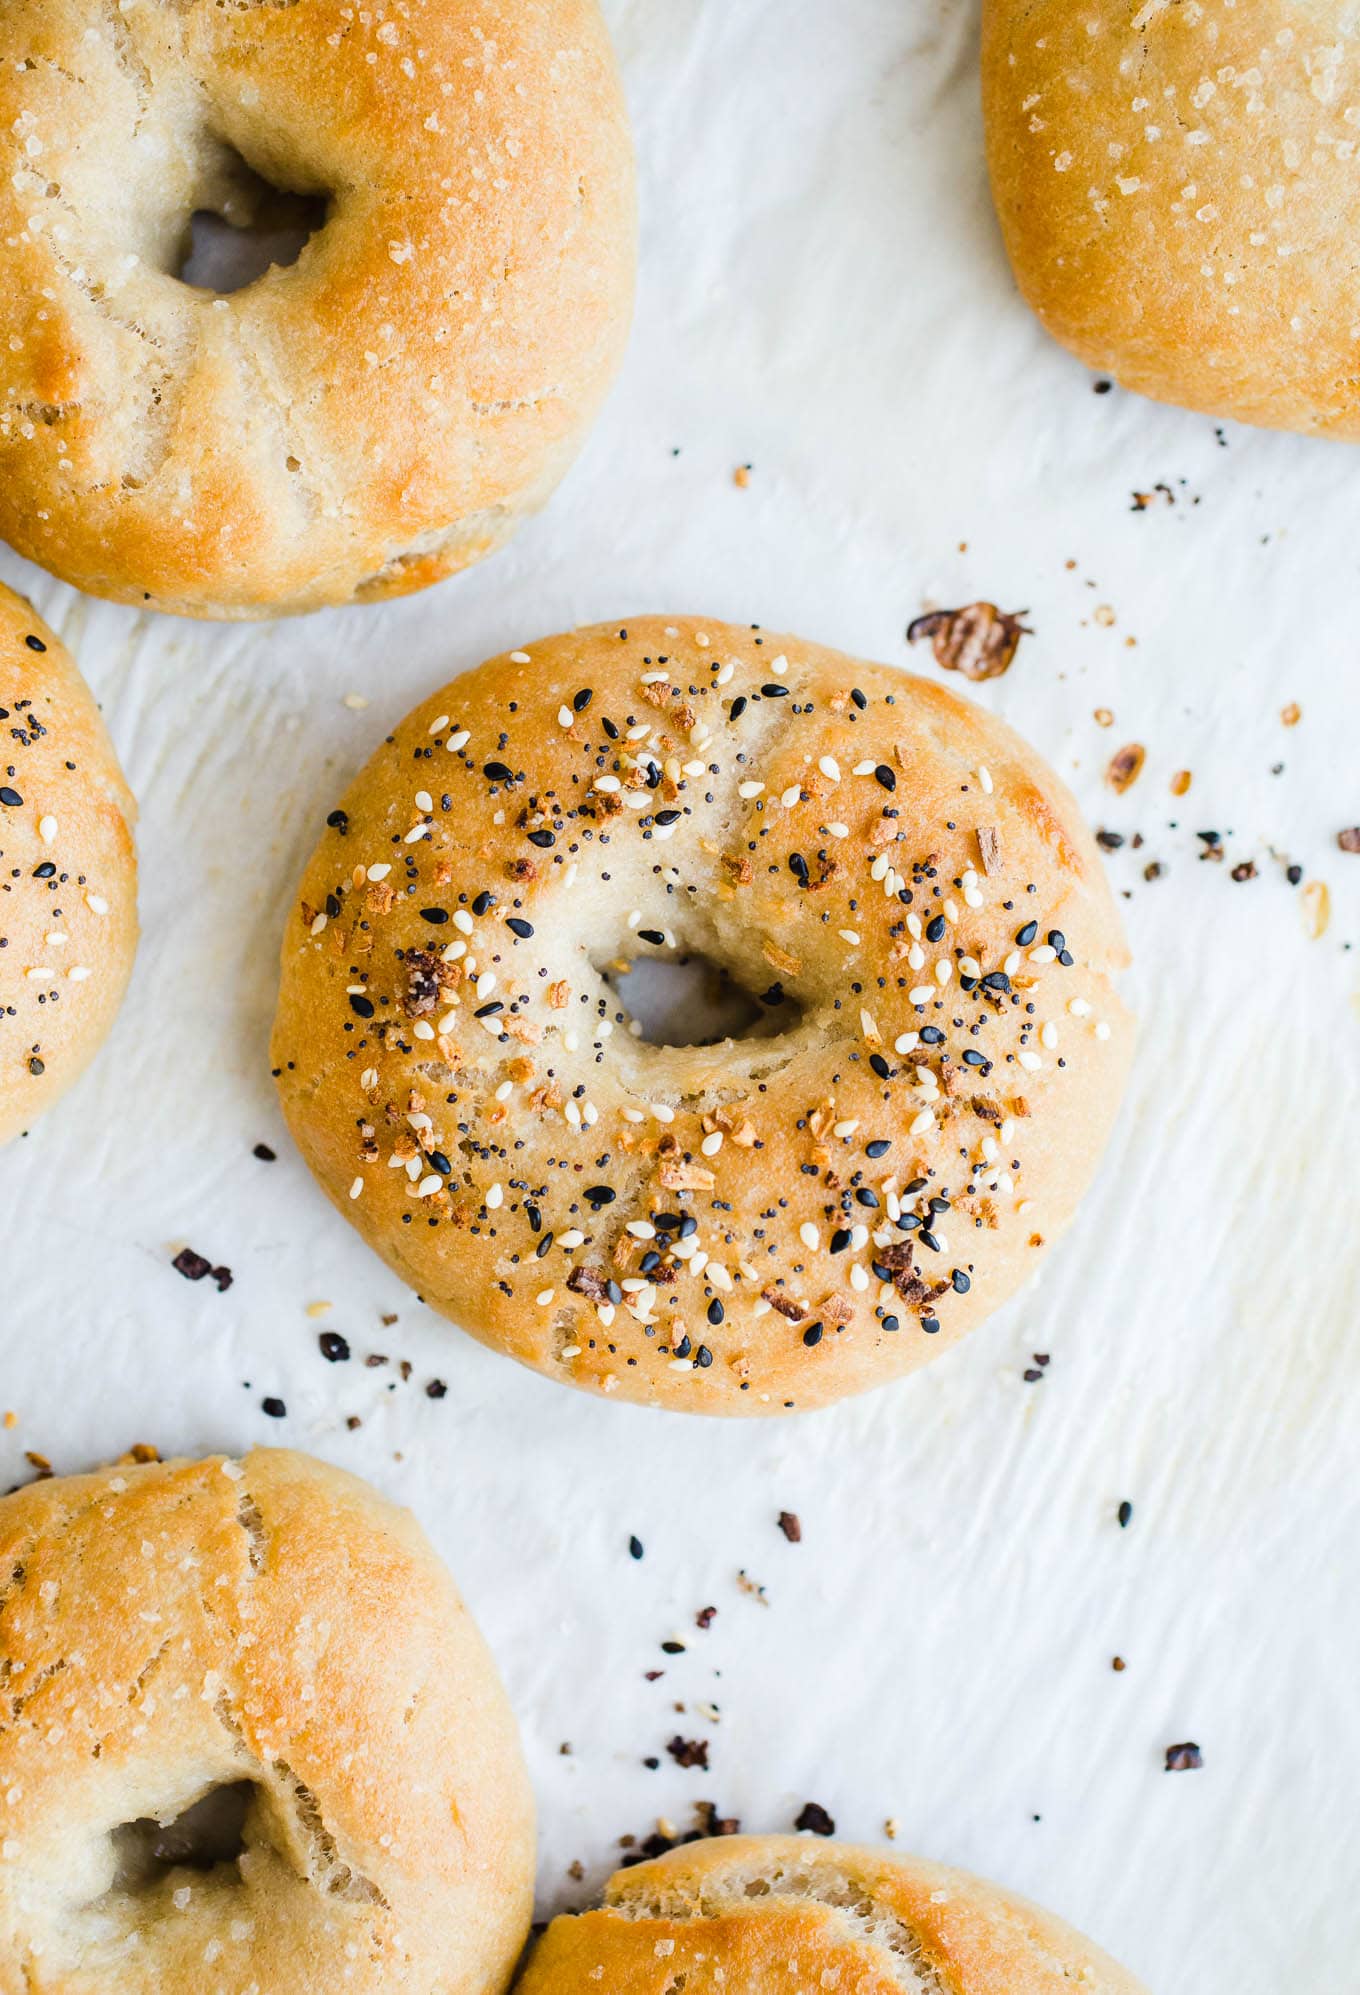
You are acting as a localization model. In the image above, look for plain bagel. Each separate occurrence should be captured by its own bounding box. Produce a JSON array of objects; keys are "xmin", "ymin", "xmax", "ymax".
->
[
  {"xmin": 0, "ymin": 583, "xmax": 136, "ymax": 1146},
  {"xmin": 984, "ymin": 0, "xmax": 1360, "ymax": 439},
  {"xmin": 272, "ymin": 618, "xmax": 1132, "ymax": 1416},
  {"xmin": 515, "ymin": 1834, "xmax": 1147, "ymax": 1994},
  {"xmin": 0, "ymin": 0, "xmax": 635, "ymax": 617},
  {"xmin": 0, "ymin": 1448, "xmax": 534, "ymax": 1994}
]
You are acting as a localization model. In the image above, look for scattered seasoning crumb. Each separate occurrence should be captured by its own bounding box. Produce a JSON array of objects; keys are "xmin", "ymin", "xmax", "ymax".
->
[
  {"xmin": 1117, "ymin": 1499, "xmax": 1134, "ymax": 1528},
  {"xmin": 261, "ymin": 1397, "xmax": 287, "ymax": 1419},
  {"xmin": 666, "ymin": 1736, "xmax": 710, "ymax": 1770},
  {"xmin": 1281, "ymin": 702, "xmax": 1301, "ymax": 727},
  {"xmin": 305, "ymin": 1300, "xmax": 332, "ymax": 1319},
  {"xmin": 795, "ymin": 1801, "xmax": 836, "ymax": 1837},
  {"xmin": 172, "ymin": 1248, "xmax": 232, "ymax": 1291},
  {"xmin": 2, "ymin": 1412, "xmax": 15, "ymax": 1430},
  {"xmin": 1106, "ymin": 743, "xmax": 1145, "ymax": 793},
  {"xmin": 1169, "ymin": 770, "xmax": 1192, "ymax": 797},
  {"xmin": 883, "ymin": 1817, "xmax": 899, "ymax": 1841},
  {"xmin": 1093, "ymin": 707, "xmax": 1114, "ymax": 728},
  {"xmin": 1230, "ymin": 860, "xmax": 1258, "ymax": 882},
  {"xmin": 1164, "ymin": 1742, "xmax": 1203, "ymax": 1772},
  {"xmin": 1302, "ymin": 880, "xmax": 1331, "ymax": 939},
  {"xmin": 1093, "ymin": 604, "xmax": 1116, "ymax": 628},
  {"xmin": 252, "ymin": 1143, "xmax": 277, "ymax": 1162},
  {"xmin": 1112, "ymin": 1656, "xmax": 1127, "ymax": 1672},
  {"xmin": 777, "ymin": 1510, "xmax": 802, "ymax": 1543},
  {"xmin": 1337, "ymin": 828, "xmax": 1360, "ymax": 854},
  {"xmin": 345, "ymin": 1415, "xmax": 362, "ymax": 1431},
  {"xmin": 1096, "ymin": 829, "xmax": 1124, "ymax": 851},
  {"xmin": 319, "ymin": 1331, "xmax": 351, "ymax": 1363},
  {"xmin": 629, "ymin": 1535, "xmax": 644, "ymax": 1560},
  {"xmin": 695, "ymin": 1605, "xmax": 717, "ymax": 1630},
  {"xmin": 907, "ymin": 602, "xmax": 1030, "ymax": 680},
  {"xmin": 733, "ymin": 465, "xmax": 751, "ymax": 488},
  {"xmin": 736, "ymin": 1569, "xmax": 769, "ymax": 1606},
  {"xmin": 425, "ymin": 1378, "xmax": 447, "ymax": 1399},
  {"xmin": 24, "ymin": 1451, "xmax": 53, "ymax": 1479}
]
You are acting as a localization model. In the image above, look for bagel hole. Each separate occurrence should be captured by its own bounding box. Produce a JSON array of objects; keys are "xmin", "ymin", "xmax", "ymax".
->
[
  {"xmin": 173, "ymin": 142, "xmax": 329, "ymax": 295},
  {"xmin": 603, "ymin": 951, "xmax": 799, "ymax": 1049},
  {"xmin": 111, "ymin": 1781, "xmax": 255, "ymax": 1894}
]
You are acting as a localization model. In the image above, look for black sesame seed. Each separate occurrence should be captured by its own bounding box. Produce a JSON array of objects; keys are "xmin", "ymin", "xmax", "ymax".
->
[
  {"xmin": 1118, "ymin": 1500, "xmax": 1134, "ymax": 1529},
  {"xmin": 349, "ymin": 994, "xmax": 375, "ymax": 1019},
  {"xmin": 261, "ymin": 1397, "xmax": 287, "ymax": 1419},
  {"xmin": 535, "ymin": 1233, "xmax": 555, "ymax": 1258},
  {"xmin": 920, "ymin": 1316, "xmax": 941, "ymax": 1335},
  {"xmin": 695, "ymin": 1345, "xmax": 713, "ymax": 1368},
  {"xmin": 24, "ymin": 634, "xmax": 46, "ymax": 653},
  {"xmin": 0, "ymin": 788, "xmax": 22, "ymax": 808},
  {"xmin": 319, "ymin": 1331, "xmax": 351, "ymax": 1362},
  {"xmin": 962, "ymin": 1049, "xmax": 987, "ymax": 1067},
  {"xmin": 585, "ymin": 1185, "xmax": 617, "ymax": 1207},
  {"xmin": 951, "ymin": 1269, "xmax": 971, "ymax": 1293},
  {"xmin": 854, "ymin": 1187, "xmax": 879, "ymax": 1208},
  {"xmin": 850, "ymin": 688, "xmax": 867, "ymax": 709},
  {"xmin": 865, "ymin": 1139, "xmax": 891, "ymax": 1158},
  {"xmin": 573, "ymin": 688, "xmax": 594, "ymax": 712},
  {"xmin": 474, "ymin": 1001, "xmax": 504, "ymax": 1018},
  {"xmin": 830, "ymin": 1229, "xmax": 852, "ymax": 1254},
  {"xmin": 654, "ymin": 809, "xmax": 681, "ymax": 827},
  {"xmin": 919, "ymin": 1230, "xmax": 941, "ymax": 1253},
  {"xmin": 528, "ymin": 829, "xmax": 556, "ymax": 848},
  {"xmin": 905, "ymin": 1177, "xmax": 928, "ymax": 1194},
  {"xmin": 33, "ymin": 862, "xmax": 55, "ymax": 880},
  {"xmin": 483, "ymin": 761, "xmax": 514, "ymax": 782},
  {"xmin": 507, "ymin": 918, "xmax": 534, "ymax": 939},
  {"xmin": 761, "ymin": 683, "xmax": 789, "ymax": 698},
  {"xmin": 638, "ymin": 929, "xmax": 666, "ymax": 945},
  {"xmin": 789, "ymin": 853, "xmax": 809, "ymax": 885},
  {"xmin": 1016, "ymin": 920, "xmax": 1038, "ymax": 946},
  {"xmin": 802, "ymin": 1322, "xmax": 823, "ymax": 1348},
  {"xmin": 326, "ymin": 808, "xmax": 349, "ymax": 832},
  {"xmin": 920, "ymin": 1026, "xmax": 945, "ymax": 1044},
  {"xmin": 707, "ymin": 1299, "xmax": 724, "ymax": 1325},
  {"xmin": 925, "ymin": 914, "xmax": 946, "ymax": 943},
  {"xmin": 869, "ymin": 1053, "xmax": 890, "ymax": 1079},
  {"xmin": 420, "ymin": 907, "xmax": 449, "ymax": 924},
  {"xmin": 472, "ymin": 891, "xmax": 494, "ymax": 916},
  {"xmin": 674, "ymin": 1335, "xmax": 692, "ymax": 1359},
  {"xmin": 729, "ymin": 696, "xmax": 747, "ymax": 720},
  {"xmin": 428, "ymin": 1151, "xmax": 452, "ymax": 1175},
  {"xmin": 1048, "ymin": 931, "xmax": 1066, "ymax": 951},
  {"xmin": 629, "ymin": 1535, "xmax": 644, "ymax": 1559},
  {"xmin": 874, "ymin": 765, "xmax": 896, "ymax": 791}
]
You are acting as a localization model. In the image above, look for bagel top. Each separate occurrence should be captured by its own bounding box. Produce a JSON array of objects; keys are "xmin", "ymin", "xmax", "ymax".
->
[
  {"xmin": 0, "ymin": 1448, "xmax": 534, "ymax": 1995},
  {"xmin": 0, "ymin": 0, "xmax": 635, "ymax": 618},
  {"xmin": 983, "ymin": 0, "xmax": 1360, "ymax": 439},
  {"xmin": 272, "ymin": 617, "xmax": 1132, "ymax": 1417},
  {"xmin": 516, "ymin": 1835, "xmax": 1147, "ymax": 1994},
  {"xmin": 0, "ymin": 584, "xmax": 136, "ymax": 1146}
]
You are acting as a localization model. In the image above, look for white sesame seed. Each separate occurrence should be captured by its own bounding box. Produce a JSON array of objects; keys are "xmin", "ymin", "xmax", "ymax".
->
[
  {"xmin": 38, "ymin": 815, "xmax": 56, "ymax": 844},
  {"xmin": 403, "ymin": 822, "xmax": 427, "ymax": 843},
  {"xmin": 67, "ymin": 964, "xmax": 91, "ymax": 982},
  {"xmin": 850, "ymin": 1263, "xmax": 869, "ymax": 1291},
  {"xmin": 701, "ymin": 1131, "xmax": 723, "ymax": 1156},
  {"xmin": 416, "ymin": 1175, "xmax": 442, "ymax": 1198},
  {"xmin": 640, "ymin": 670, "xmax": 669, "ymax": 684},
  {"xmin": 626, "ymin": 1220, "xmax": 655, "ymax": 1239},
  {"xmin": 860, "ymin": 1008, "xmax": 881, "ymax": 1042},
  {"xmin": 738, "ymin": 780, "xmax": 764, "ymax": 799},
  {"xmin": 819, "ymin": 756, "xmax": 841, "ymax": 782},
  {"xmin": 427, "ymin": 714, "xmax": 450, "ymax": 735},
  {"xmin": 827, "ymin": 822, "xmax": 849, "ymax": 838},
  {"xmin": 594, "ymin": 775, "xmax": 621, "ymax": 793},
  {"xmin": 536, "ymin": 1290, "xmax": 556, "ymax": 1308},
  {"xmin": 1095, "ymin": 1020, "xmax": 1112, "ymax": 1040},
  {"xmin": 934, "ymin": 960, "xmax": 952, "ymax": 985},
  {"xmin": 367, "ymin": 862, "xmax": 391, "ymax": 882},
  {"xmin": 310, "ymin": 913, "xmax": 327, "ymax": 936},
  {"xmin": 414, "ymin": 790, "xmax": 433, "ymax": 812},
  {"xmin": 977, "ymin": 765, "xmax": 994, "ymax": 793},
  {"xmin": 1018, "ymin": 1049, "xmax": 1042, "ymax": 1072},
  {"xmin": 510, "ymin": 651, "xmax": 532, "ymax": 664},
  {"xmin": 413, "ymin": 1020, "xmax": 434, "ymax": 1040},
  {"xmin": 557, "ymin": 706, "xmax": 573, "ymax": 728},
  {"xmin": 24, "ymin": 966, "xmax": 54, "ymax": 981},
  {"xmin": 909, "ymin": 985, "xmax": 933, "ymax": 1004},
  {"xmin": 909, "ymin": 1109, "xmax": 936, "ymax": 1136},
  {"xmin": 781, "ymin": 784, "xmax": 801, "ymax": 808},
  {"xmin": 839, "ymin": 929, "xmax": 861, "ymax": 946},
  {"xmin": 86, "ymin": 893, "xmax": 108, "ymax": 916},
  {"xmin": 486, "ymin": 1183, "xmax": 504, "ymax": 1209},
  {"xmin": 453, "ymin": 910, "xmax": 474, "ymax": 934},
  {"xmin": 361, "ymin": 1068, "xmax": 379, "ymax": 1090},
  {"xmin": 894, "ymin": 1032, "xmax": 919, "ymax": 1055},
  {"xmin": 622, "ymin": 1107, "xmax": 644, "ymax": 1123},
  {"xmin": 446, "ymin": 730, "xmax": 470, "ymax": 752},
  {"xmin": 495, "ymin": 1080, "xmax": 513, "ymax": 1101},
  {"xmin": 853, "ymin": 760, "xmax": 876, "ymax": 776},
  {"xmin": 1041, "ymin": 1022, "xmax": 1059, "ymax": 1049},
  {"xmin": 560, "ymin": 1230, "xmax": 585, "ymax": 1249},
  {"xmin": 475, "ymin": 971, "xmax": 495, "ymax": 999},
  {"xmin": 653, "ymin": 1103, "xmax": 675, "ymax": 1123},
  {"xmin": 799, "ymin": 1222, "xmax": 820, "ymax": 1251},
  {"xmin": 1068, "ymin": 996, "xmax": 1092, "ymax": 1017},
  {"xmin": 1030, "ymin": 944, "xmax": 1057, "ymax": 964},
  {"xmin": 832, "ymin": 1118, "xmax": 859, "ymax": 1138}
]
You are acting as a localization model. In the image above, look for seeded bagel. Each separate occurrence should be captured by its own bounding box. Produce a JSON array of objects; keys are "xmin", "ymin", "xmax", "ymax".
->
[
  {"xmin": 516, "ymin": 1835, "xmax": 1147, "ymax": 1993},
  {"xmin": 0, "ymin": 584, "xmax": 136, "ymax": 1145},
  {"xmin": 271, "ymin": 618, "xmax": 1133, "ymax": 1416},
  {"xmin": 0, "ymin": 0, "xmax": 635, "ymax": 617},
  {"xmin": 0, "ymin": 1449, "xmax": 534, "ymax": 1994}
]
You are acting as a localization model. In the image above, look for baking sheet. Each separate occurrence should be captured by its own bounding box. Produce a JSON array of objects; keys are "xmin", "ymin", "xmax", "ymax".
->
[{"xmin": 2, "ymin": 3, "xmax": 1358, "ymax": 1988}]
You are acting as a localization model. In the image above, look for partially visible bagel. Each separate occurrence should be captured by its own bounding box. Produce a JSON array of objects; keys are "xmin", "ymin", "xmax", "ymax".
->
[
  {"xmin": 0, "ymin": 0, "xmax": 635, "ymax": 617},
  {"xmin": 0, "ymin": 584, "xmax": 136, "ymax": 1146},
  {"xmin": 0, "ymin": 1449, "xmax": 534, "ymax": 1995},
  {"xmin": 516, "ymin": 1835, "xmax": 1147, "ymax": 1994},
  {"xmin": 272, "ymin": 617, "xmax": 1132, "ymax": 1416},
  {"xmin": 983, "ymin": 0, "xmax": 1360, "ymax": 439}
]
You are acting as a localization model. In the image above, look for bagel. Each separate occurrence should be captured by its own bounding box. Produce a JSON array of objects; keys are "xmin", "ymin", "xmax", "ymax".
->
[
  {"xmin": 0, "ymin": 583, "xmax": 136, "ymax": 1146},
  {"xmin": 515, "ymin": 1835, "xmax": 1147, "ymax": 1994},
  {"xmin": 271, "ymin": 617, "xmax": 1132, "ymax": 1416},
  {"xmin": 0, "ymin": 0, "xmax": 635, "ymax": 618},
  {"xmin": 0, "ymin": 1448, "xmax": 534, "ymax": 1994},
  {"xmin": 983, "ymin": 0, "xmax": 1360, "ymax": 439}
]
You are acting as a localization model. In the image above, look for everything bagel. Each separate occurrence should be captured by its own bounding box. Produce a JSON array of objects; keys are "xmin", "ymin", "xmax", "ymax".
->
[
  {"xmin": 0, "ymin": 1449, "xmax": 534, "ymax": 1994},
  {"xmin": 0, "ymin": 583, "xmax": 136, "ymax": 1145},
  {"xmin": 272, "ymin": 618, "xmax": 1133, "ymax": 1416},
  {"xmin": 515, "ymin": 1834, "xmax": 1147, "ymax": 1993},
  {"xmin": 0, "ymin": 0, "xmax": 635, "ymax": 617}
]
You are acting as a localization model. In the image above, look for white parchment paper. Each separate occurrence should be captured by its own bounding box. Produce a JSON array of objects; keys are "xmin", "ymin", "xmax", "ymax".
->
[{"xmin": 2, "ymin": 5, "xmax": 1357, "ymax": 1989}]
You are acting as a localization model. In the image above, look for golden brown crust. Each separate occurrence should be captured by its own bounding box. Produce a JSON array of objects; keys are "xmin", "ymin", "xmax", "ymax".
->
[
  {"xmin": 0, "ymin": 0, "xmax": 635, "ymax": 617},
  {"xmin": 0, "ymin": 1448, "xmax": 534, "ymax": 1994},
  {"xmin": 983, "ymin": 0, "xmax": 1360, "ymax": 437},
  {"xmin": 517, "ymin": 1836, "xmax": 1147, "ymax": 1994},
  {"xmin": 0, "ymin": 584, "xmax": 136, "ymax": 1145},
  {"xmin": 272, "ymin": 617, "xmax": 1132, "ymax": 1416}
]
